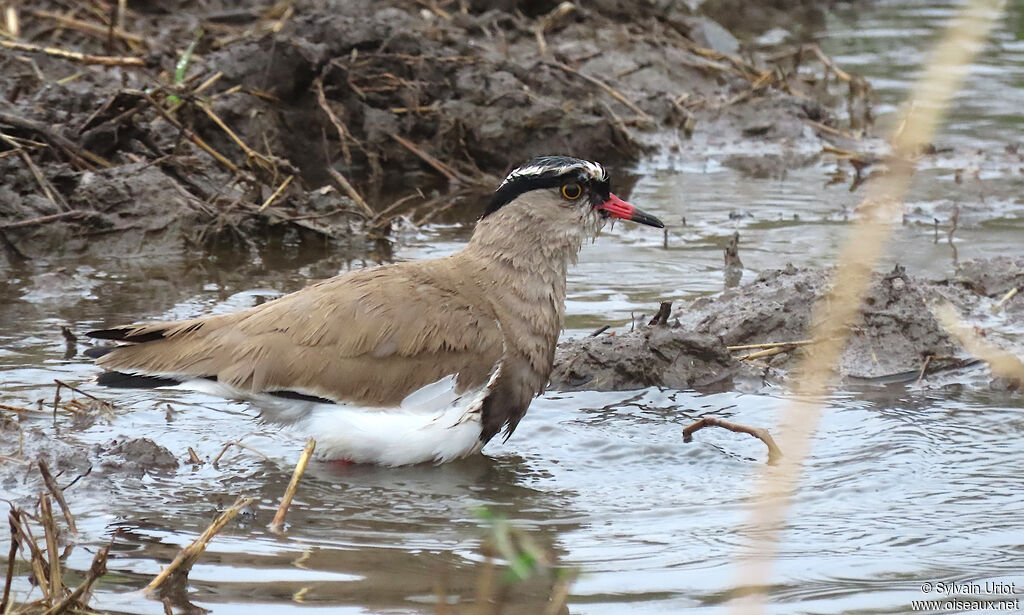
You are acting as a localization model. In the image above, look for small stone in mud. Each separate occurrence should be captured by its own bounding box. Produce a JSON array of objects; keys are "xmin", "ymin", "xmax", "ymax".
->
[{"xmin": 102, "ymin": 438, "xmax": 178, "ymax": 475}]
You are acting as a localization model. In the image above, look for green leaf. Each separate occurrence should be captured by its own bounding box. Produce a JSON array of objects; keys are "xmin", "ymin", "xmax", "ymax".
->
[{"xmin": 175, "ymin": 38, "xmax": 199, "ymax": 85}]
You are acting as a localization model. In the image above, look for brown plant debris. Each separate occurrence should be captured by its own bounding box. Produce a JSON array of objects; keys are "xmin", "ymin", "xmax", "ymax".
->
[{"xmin": 682, "ymin": 416, "xmax": 783, "ymax": 464}]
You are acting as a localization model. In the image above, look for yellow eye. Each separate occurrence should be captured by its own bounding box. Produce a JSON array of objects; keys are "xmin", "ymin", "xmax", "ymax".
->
[{"xmin": 561, "ymin": 183, "xmax": 582, "ymax": 200}]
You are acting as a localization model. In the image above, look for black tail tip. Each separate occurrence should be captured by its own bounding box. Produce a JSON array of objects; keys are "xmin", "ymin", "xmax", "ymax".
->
[
  {"xmin": 96, "ymin": 371, "xmax": 182, "ymax": 389},
  {"xmin": 84, "ymin": 346, "xmax": 116, "ymax": 359}
]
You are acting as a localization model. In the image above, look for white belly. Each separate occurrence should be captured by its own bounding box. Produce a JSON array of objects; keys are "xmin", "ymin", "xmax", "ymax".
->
[{"xmin": 185, "ymin": 373, "xmax": 488, "ymax": 466}]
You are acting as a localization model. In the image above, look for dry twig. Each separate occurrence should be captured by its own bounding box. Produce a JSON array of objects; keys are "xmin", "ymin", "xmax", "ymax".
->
[
  {"xmin": 258, "ymin": 174, "xmax": 294, "ymax": 212},
  {"xmin": 388, "ymin": 132, "xmax": 462, "ymax": 183},
  {"xmin": 314, "ymin": 76, "xmax": 355, "ymax": 165},
  {"xmin": 213, "ymin": 440, "xmax": 270, "ymax": 465},
  {"xmin": 683, "ymin": 416, "xmax": 783, "ymax": 464},
  {"xmin": 0, "ymin": 111, "xmax": 111, "ymax": 169},
  {"xmin": 547, "ymin": 61, "xmax": 652, "ymax": 121},
  {"xmin": 195, "ymin": 100, "xmax": 275, "ymax": 172},
  {"xmin": 326, "ymin": 167, "xmax": 374, "ymax": 217},
  {"xmin": 0, "ymin": 39, "xmax": 145, "ymax": 66}
]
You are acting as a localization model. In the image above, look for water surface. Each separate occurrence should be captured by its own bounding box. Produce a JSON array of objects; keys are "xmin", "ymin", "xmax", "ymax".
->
[{"xmin": 2, "ymin": 2, "xmax": 1023, "ymax": 613}]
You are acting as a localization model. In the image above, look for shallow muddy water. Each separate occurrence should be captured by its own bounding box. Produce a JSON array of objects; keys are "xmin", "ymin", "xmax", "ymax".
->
[{"xmin": 2, "ymin": 1, "xmax": 1023, "ymax": 613}]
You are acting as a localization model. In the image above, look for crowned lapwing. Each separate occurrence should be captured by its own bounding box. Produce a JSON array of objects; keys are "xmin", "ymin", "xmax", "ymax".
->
[{"xmin": 87, "ymin": 156, "xmax": 664, "ymax": 465}]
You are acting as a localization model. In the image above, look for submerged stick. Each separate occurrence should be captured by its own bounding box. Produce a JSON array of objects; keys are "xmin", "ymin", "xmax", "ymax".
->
[
  {"xmin": 683, "ymin": 416, "xmax": 783, "ymax": 465},
  {"xmin": 145, "ymin": 496, "xmax": 253, "ymax": 594},
  {"xmin": 269, "ymin": 438, "xmax": 317, "ymax": 533}
]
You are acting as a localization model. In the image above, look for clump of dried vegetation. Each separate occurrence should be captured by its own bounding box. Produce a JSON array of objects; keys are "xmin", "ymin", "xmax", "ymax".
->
[
  {"xmin": 3, "ymin": 461, "xmax": 106, "ymax": 615},
  {"xmin": 0, "ymin": 0, "xmax": 871, "ymax": 258}
]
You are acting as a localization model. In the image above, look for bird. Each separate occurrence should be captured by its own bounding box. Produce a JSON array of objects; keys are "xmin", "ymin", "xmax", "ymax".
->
[{"xmin": 86, "ymin": 155, "xmax": 665, "ymax": 466}]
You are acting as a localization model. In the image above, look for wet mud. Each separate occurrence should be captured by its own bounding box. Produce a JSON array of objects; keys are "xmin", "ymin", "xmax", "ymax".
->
[
  {"xmin": 552, "ymin": 257, "xmax": 1024, "ymax": 391},
  {"xmin": 2, "ymin": 0, "xmax": 864, "ymax": 266}
]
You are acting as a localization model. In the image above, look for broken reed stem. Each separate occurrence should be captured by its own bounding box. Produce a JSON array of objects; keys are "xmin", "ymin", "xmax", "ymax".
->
[
  {"xmin": 737, "ymin": 347, "xmax": 787, "ymax": 361},
  {"xmin": 195, "ymin": 101, "xmax": 275, "ymax": 170},
  {"xmin": 40, "ymin": 545, "xmax": 109, "ymax": 615},
  {"xmin": 729, "ymin": 2, "xmax": 1006, "ymax": 613},
  {"xmin": 144, "ymin": 496, "xmax": 254, "ymax": 594},
  {"xmin": 40, "ymin": 494, "xmax": 63, "ymax": 604},
  {"xmin": 258, "ymin": 174, "xmax": 294, "ymax": 212},
  {"xmin": 808, "ymin": 44, "xmax": 852, "ymax": 82},
  {"xmin": 10, "ymin": 509, "xmax": 50, "ymax": 599},
  {"xmin": 269, "ymin": 438, "xmax": 316, "ymax": 533},
  {"xmin": 0, "ymin": 133, "xmax": 65, "ymax": 210},
  {"xmin": 683, "ymin": 417, "xmax": 783, "ymax": 464},
  {"xmin": 0, "ymin": 39, "xmax": 145, "ymax": 66},
  {"xmin": 932, "ymin": 302, "xmax": 1024, "ymax": 385},
  {"xmin": 39, "ymin": 460, "xmax": 78, "ymax": 537}
]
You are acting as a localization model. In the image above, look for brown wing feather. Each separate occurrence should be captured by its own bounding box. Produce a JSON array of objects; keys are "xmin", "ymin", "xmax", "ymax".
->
[{"xmin": 90, "ymin": 259, "xmax": 504, "ymax": 404}]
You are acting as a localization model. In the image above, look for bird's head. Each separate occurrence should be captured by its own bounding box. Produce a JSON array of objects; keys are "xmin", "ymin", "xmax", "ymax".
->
[{"xmin": 480, "ymin": 156, "xmax": 664, "ymax": 240}]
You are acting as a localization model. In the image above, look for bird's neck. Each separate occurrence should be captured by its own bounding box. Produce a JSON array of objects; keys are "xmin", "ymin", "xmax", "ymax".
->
[
  {"xmin": 456, "ymin": 213, "xmax": 585, "ymax": 389},
  {"xmin": 463, "ymin": 210, "xmax": 585, "ymax": 277}
]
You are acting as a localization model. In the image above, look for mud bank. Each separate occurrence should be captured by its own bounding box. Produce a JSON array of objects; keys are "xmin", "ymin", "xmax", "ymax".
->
[
  {"xmin": 551, "ymin": 257, "xmax": 1024, "ymax": 391},
  {"xmin": 1, "ymin": 0, "xmax": 866, "ymax": 264}
]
